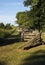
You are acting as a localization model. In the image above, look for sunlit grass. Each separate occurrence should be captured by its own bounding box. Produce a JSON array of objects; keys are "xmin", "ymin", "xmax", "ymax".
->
[
  {"xmin": 0, "ymin": 33, "xmax": 45, "ymax": 65},
  {"xmin": 0, "ymin": 42, "xmax": 45, "ymax": 65}
]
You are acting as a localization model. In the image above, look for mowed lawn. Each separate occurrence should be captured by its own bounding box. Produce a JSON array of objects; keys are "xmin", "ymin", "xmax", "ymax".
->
[{"xmin": 0, "ymin": 34, "xmax": 45, "ymax": 65}]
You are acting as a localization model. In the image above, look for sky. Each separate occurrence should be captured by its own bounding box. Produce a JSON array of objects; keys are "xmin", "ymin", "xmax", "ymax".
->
[{"xmin": 0, "ymin": 0, "xmax": 29, "ymax": 26}]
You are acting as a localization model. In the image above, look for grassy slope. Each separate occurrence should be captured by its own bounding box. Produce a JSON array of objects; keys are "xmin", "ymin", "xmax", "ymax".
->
[
  {"xmin": 0, "ymin": 42, "xmax": 45, "ymax": 65},
  {"xmin": 0, "ymin": 34, "xmax": 45, "ymax": 65}
]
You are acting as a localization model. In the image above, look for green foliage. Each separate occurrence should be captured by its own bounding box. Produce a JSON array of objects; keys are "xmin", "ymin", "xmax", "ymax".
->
[
  {"xmin": 24, "ymin": 0, "xmax": 39, "ymax": 7},
  {"xmin": 24, "ymin": 0, "xmax": 45, "ymax": 31},
  {"xmin": 0, "ymin": 22, "xmax": 5, "ymax": 28},
  {"xmin": 16, "ymin": 0, "xmax": 45, "ymax": 31},
  {"xmin": 16, "ymin": 11, "xmax": 33, "ymax": 30},
  {"xmin": 0, "ymin": 28, "xmax": 11, "ymax": 38},
  {"xmin": 0, "ymin": 26, "xmax": 19, "ymax": 39},
  {"xmin": 5, "ymin": 23, "xmax": 12, "ymax": 29}
]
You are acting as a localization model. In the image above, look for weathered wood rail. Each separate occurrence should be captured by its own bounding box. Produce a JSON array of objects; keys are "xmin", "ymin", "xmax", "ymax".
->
[
  {"xmin": 19, "ymin": 33, "xmax": 42, "ymax": 50},
  {"xmin": 21, "ymin": 31, "xmax": 38, "ymax": 41}
]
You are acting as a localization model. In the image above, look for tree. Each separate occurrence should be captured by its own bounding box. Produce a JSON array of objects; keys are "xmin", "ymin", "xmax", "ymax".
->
[
  {"xmin": 16, "ymin": 12, "xmax": 32, "ymax": 41},
  {"xmin": 0, "ymin": 22, "xmax": 5, "ymax": 28},
  {"xmin": 5, "ymin": 23, "xmax": 12, "ymax": 29},
  {"xmin": 16, "ymin": 12, "xmax": 31, "ymax": 30},
  {"xmin": 24, "ymin": 0, "xmax": 45, "ymax": 44}
]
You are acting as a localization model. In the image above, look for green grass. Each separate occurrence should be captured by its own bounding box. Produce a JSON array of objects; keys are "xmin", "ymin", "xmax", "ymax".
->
[
  {"xmin": 0, "ymin": 43, "xmax": 45, "ymax": 65},
  {"xmin": 0, "ymin": 42, "xmax": 27, "ymax": 65},
  {"xmin": 0, "ymin": 34, "xmax": 45, "ymax": 65}
]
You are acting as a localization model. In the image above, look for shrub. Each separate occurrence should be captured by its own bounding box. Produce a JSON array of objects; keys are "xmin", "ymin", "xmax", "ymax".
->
[{"xmin": 0, "ymin": 28, "xmax": 11, "ymax": 38}]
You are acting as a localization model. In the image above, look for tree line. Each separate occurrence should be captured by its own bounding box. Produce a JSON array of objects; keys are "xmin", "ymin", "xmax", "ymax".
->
[{"xmin": 0, "ymin": 23, "xmax": 12, "ymax": 29}]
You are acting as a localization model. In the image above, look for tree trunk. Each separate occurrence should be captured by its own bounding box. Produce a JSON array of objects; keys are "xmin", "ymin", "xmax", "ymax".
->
[
  {"xmin": 21, "ymin": 31, "xmax": 24, "ymax": 41},
  {"xmin": 38, "ymin": 30, "xmax": 42, "ymax": 44}
]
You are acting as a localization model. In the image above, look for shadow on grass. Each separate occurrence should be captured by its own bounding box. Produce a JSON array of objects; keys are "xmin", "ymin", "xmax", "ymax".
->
[
  {"xmin": 20, "ymin": 50, "xmax": 45, "ymax": 65},
  {"xmin": 0, "ymin": 35, "xmax": 21, "ymax": 46},
  {"xmin": 0, "ymin": 61, "xmax": 7, "ymax": 65}
]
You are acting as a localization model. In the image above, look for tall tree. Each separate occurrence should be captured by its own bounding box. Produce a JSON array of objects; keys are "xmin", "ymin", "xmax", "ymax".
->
[{"xmin": 24, "ymin": 0, "xmax": 45, "ymax": 44}]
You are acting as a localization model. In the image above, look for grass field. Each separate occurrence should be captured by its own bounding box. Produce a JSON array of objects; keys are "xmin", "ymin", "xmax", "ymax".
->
[
  {"xmin": 0, "ymin": 34, "xmax": 45, "ymax": 65},
  {"xmin": 0, "ymin": 43, "xmax": 45, "ymax": 65}
]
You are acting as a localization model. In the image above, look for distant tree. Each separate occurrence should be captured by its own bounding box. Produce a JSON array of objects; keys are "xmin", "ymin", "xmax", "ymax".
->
[
  {"xmin": 0, "ymin": 22, "xmax": 5, "ymax": 28},
  {"xmin": 5, "ymin": 23, "xmax": 12, "ymax": 29}
]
